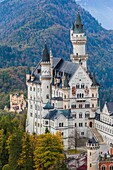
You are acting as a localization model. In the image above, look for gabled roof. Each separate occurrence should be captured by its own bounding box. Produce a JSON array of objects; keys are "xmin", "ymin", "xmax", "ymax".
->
[{"xmin": 43, "ymin": 109, "xmax": 71, "ymax": 120}]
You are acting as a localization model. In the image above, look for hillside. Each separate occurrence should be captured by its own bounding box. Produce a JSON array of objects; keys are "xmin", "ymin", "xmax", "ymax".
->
[
  {"xmin": 0, "ymin": 0, "xmax": 113, "ymax": 107},
  {"xmin": 0, "ymin": 66, "xmax": 27, "ymax": 109}
]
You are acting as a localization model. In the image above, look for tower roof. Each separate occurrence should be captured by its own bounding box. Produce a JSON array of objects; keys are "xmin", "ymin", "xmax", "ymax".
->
[
  {"xmin": 42, "ymin": 44, "xmax": 50, "ymax": 62},
  {"xmin": 73, "ymin": 12, "xmax": 84, "ymax": 34}
]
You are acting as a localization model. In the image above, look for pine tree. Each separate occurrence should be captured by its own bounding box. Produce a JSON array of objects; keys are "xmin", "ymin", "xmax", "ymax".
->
[
  {"xmin": 18, "ymin": 132, "xmax": 34, "ymax": 170},
  {"xmin": 7, "ymin": 130, "xmax": 23, "ymax": 170}
]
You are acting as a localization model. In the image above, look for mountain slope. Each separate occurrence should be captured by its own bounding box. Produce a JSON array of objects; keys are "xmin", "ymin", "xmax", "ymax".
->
[{"xmin": 0, "ymin": 0, "xmax": 113, "ymax": 91}]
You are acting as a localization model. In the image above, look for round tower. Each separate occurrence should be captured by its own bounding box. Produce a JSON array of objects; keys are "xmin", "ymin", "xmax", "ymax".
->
[
  {"xmin": 86, "ymin": 137, "xmax": 100, "ymax": 170},
  {"xmin": 40, "ymin": 44, "xmax": 51, "ymax": 105},
  {"xmin": 70, "ymin": 11, "xmax": 88, "ymax": 70}
]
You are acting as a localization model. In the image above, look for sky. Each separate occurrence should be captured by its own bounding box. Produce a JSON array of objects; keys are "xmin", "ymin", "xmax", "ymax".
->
[{"xmin": 76, "ymin": 0, "xmax": 113, "ymax": 30}]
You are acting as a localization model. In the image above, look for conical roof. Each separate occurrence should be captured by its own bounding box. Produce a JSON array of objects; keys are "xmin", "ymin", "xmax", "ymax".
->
[
  {"xmin": 73, "ymin": 12, "xmax": 84, "ymax": 34},
  {"xmin": 42, "ymin": 44, "xmax": 50, "ymax": 62}
]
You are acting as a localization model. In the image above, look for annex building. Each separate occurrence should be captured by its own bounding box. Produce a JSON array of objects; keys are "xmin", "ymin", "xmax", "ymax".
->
[{"xmin": 26, "ymin": 12, "xmax": 100, "ymax": 148}]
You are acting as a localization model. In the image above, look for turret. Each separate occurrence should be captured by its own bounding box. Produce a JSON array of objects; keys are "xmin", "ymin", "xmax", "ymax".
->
[
  {"xmin": 40, "ymin": 44, "xmax": 51, "ymax": 104},
  {"xmin": 70, "ymin": 11, "xmax": 88, "ymax": 70},
  {"xmin": 26, "ymin": 67, "xmax": 31, "ymax": 82},
  {"xmin": 86, "ymin": 137, "xmax": 100, "ymax": 170}
]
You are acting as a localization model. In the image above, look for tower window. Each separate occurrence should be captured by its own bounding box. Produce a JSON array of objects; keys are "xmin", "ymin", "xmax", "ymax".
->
[{"xmin": 46, "ymin": 95, "xmax": 49, "ymax": 99}]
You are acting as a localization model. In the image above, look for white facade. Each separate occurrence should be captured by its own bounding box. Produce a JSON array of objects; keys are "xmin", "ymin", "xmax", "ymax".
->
[
  {"xmin": 26, "ymin": 13, "xmax": 99, "ymax": 149},
  {"xmin": 95, "ymin": 102, "xmax": 113, "ymax": 145}
]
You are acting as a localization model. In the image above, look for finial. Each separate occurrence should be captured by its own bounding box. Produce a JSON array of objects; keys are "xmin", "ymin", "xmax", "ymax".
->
[{"xmin": 50, "ymin": 48, "xmax": 53, "ymax": 57}]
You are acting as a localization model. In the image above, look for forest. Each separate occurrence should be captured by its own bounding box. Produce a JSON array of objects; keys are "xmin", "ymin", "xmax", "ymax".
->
[{"xmin": 0, "ymin": 111, "xmax": 67, "ymax": 170}]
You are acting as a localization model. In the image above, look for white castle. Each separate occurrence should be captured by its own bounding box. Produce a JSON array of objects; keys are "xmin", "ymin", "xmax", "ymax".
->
[{"xmin": 26, "ymin": 12, "xmax": 100, "ymax": 149}]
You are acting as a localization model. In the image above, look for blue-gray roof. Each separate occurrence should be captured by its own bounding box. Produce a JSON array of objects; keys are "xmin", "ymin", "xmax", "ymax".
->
[
  {"xmin": 88, "ymin": 137, "xmax": 97, "ymax": 144},
  {"xmin": 43, "ymin": 102, "xmax": 54, "ymax": 110},
  {"xmin": 106, "ymin": 102, "xmax": 113, "ymax": 114},
  {"xmin": 44, "ymin": 109, "xmax": 71, "ymax": 120}
]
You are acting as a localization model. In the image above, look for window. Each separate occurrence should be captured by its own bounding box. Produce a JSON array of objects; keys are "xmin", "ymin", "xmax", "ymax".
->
[
  {"xmin": 79, "ymin": 123, "xmax": 83, "ymax": 127},
  {"xmin": 102, "ymin": 166, "xmax": 106, "ymax": 170},
  {"xmin": 79, "ymin": 113, "xmax": 82, "ymax": 118},
  {"xmin": 90, "ymin": 164, "xmax": 92, "ymax": 167},
  {"xmin": 81, "ymin": 132, "xmax": 84, "ymax": 135},
  {"xmin": 71, "ymin": 105, "xmax": 76, "ymax": 109},
  {"xmin": 30, "ymin": 87, "xmax": 32, "ymax": 91},
  {"xmin": 30, "ymin": 105, "xmax": 32, "ymax": 109},
  {"xmin": 76, "ymin": 84, "xmax": 79, "ymax": 89},
  {"xmin": 90, "ymin": 152, "xmax": 91, "ymax": 156},
  {"xmin": 75, "ymin": 123, "xmax": 76, "ymax": 127},
  {"xmin": 45, "ymin": 121, "xmax": 48, "ymax": 125},
  {"xmin": 85, "ymin": 104, "xmax": 90, "ymax": 108},
  {"xmin": 92, "ymin": 104, "xmax": 94, "ymax": 108},
  {"xmin": 81, "ymin": 84, "xmax": 85, "ymax": 89},
  {"xmin": 35, "ymin": 113, "xmax": 37, "ymax": 118},
  {"xmin": 35, "ymin": 122, "xmax": 37, "ymax": 126},
  {"xmin": 30, "ymin": 113, "xmax": 33, "ymax": 117},
  {"xmin": 46, "ymin": 94, "xmax": 49, "ymax": 99},
  {"xmin": 35, "ymin": 105, "xmax": 37, "ymax": 110},
  {"xmin": 47, "ymin": 86, "xmax": 48, "ymax": 88},
  {"xmin": 33, "ymin": 87, "xmax": 35, "ymax": 91},
  {"xmin": 92, "ymin": 93, "xmax": 94, "ymax": 97},
  {"xmin": 85, "ymin": 112, "xmax": 90, "ymax": 118},
  {"xmin": 64, "ymin": 95, "xmax": 66, "ymax": 99},
  {"xmin": 62, "ymin": 132, "xmax": 64, "ymax": 136},
  {"xmin": 79, "ymin": 104, "xmax": 82, "ymax": 108},
  {"xmin": 85, "ymin": 122, "xmax": 87, "ymax": 127},
  {"xmin": 59, "ymin": 123, "xmax": 63, "ymax": 127},
  {"xmin": 77, "ymin": 94, "xmax": 80, "ymax": 98},
  {"xmin": 30, "ymin": 96, "xmax": 32, "ymax": 100},
  {"xmin": 64, "ymin": 105, "xmax": 66, "ymax": 109}
]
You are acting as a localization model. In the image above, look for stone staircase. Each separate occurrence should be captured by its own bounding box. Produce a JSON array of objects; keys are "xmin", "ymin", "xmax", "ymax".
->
[{"xmin": 89, "ymin": 127, "xmax": 104, "ymax": 144}]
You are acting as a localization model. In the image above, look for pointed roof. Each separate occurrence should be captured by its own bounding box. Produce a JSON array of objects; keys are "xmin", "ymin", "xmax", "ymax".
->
[
  {"xmin": 43, "ymin": 101, "xmax": 54, "ymax": 110},
  {"xmin": 91, "ymin": 74, "xmax": 99, "ymax": 86},
  {"xmin": 26, "ymin": 67, "xmax": 31, "ymax": 74},
  {"xmin": 42, "ymin": 44, "xmax": 50, "ymax": 62},
  {"xmin": 73, "ymin": 12, "xmax": 84, "ymax": 34}
]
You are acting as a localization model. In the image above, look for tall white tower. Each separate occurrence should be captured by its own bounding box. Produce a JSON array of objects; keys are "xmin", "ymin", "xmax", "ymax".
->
[
  {"xmin": 40, "ymin": 44, "xmax": 51, "ymax": 105},
  {"xmin": 70, "ymin": 12, "xmax": 88, "ymax": 70},
  {"xmin": 86, "ymin": 138, "xmax": 100, "ymax": 170}
]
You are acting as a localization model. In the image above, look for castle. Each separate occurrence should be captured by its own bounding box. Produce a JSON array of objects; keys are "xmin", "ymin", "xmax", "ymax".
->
[{"xmin": 26, "ymin": 12, "xmax": 100, "ymax": 149}]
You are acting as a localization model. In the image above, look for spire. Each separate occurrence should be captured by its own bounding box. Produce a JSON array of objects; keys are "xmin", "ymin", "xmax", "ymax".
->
[
  {"xmin": 42, "ymin": 44, "xmax": 50, "ymax": 62},
  {"xmin": 64, "ymin": 75, "xmax": 69, "ymax": 88},
  {"xmin": 73, "ymin": 11, "xmax": 84, "ymax": 34},
  {"xmin": 92, "ymin": 73, "xmax": 99, "ymax": 87}
]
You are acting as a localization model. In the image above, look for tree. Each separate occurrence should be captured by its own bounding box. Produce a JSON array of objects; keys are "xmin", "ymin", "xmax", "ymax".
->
[
  {"xmin": 34, "ymin": 132, "xmax": 64, "ymax": 170},
  {"xmin": 7, "ymin": 130, "xmax": 23, "ymax": 170},
  {"xmin": 0, "ymin": 129, "xmax": 4, "ymax": 168},
  {"xmin": 18, "ymin": 132, "xmax": 34, "ymax": 170}
]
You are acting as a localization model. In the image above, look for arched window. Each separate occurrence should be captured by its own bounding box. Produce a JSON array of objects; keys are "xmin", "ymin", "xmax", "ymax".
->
[
  {"xmin": 79, "ymin": 113, "xmax": 82, "ymax": 118},
  {"xmin": 102, "ymin": 165, "xmax": 106, "ymax": 170},
  {"xmin": 76, "ymin": 84, "xmax": 80, "ymax": 89},
  {"xmin": 46, "ymin": 94, "xmax": 49, "ymax": 99},
  {"xmin": 81, "ymin": 83, "xmax": 85, "ymax": 89},
  {"xmin": 110, "ymin": 166, "xmax": 113, "ymax": 170}
]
